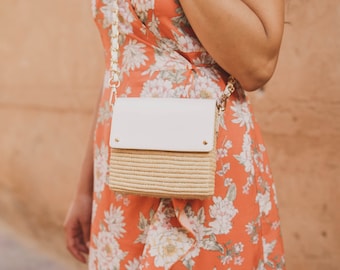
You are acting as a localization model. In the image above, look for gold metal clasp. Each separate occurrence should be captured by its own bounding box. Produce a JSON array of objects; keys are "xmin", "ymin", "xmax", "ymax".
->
[
  {"xmin": 109, "ymin": 87, "xmax": 118, "ymax": 109},
  {"xmin": 218, "ymin": 76, "xmax": 236, "ymax": 113}
]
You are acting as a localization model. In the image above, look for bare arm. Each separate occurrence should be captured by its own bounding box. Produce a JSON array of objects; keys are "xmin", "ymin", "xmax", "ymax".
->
[
  {"xmin": 64, "ymin": 91, "xmax": 101, "ymax": 263},
  {"xmin": 179, "ymin": 0, "xmax": 285, "ymax": 91}
]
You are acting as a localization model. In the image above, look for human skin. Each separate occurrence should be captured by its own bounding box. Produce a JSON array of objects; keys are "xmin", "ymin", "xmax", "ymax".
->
[
  {"xmin": 63, "ymin": 104, "xmax": 96, "ymax": 263},
  {"xmin": 64, "ymin": 0, "xmax": 285, "ymax": 263},
  {"xmin": 179, "ymin": 0, "xmax": 285, "ymax": 91}
]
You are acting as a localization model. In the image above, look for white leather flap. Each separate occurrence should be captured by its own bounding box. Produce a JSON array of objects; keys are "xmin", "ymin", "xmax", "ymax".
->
[{"xmin": 110, "ymin": 98, "xmax": 217, "ymax": 152}]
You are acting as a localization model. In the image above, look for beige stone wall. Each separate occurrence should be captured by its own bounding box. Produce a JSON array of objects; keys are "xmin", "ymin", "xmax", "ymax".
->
[
  {"xmin": 249, "ymin": 1, "xmax": 340, "ymax": 269},
  {"xmin": 0, "ymin": 1, "xmax": 103, "ymax": 268},
  {"xmin": 0, "ymin": 0, "xmax": 339, "ymax": 269}
]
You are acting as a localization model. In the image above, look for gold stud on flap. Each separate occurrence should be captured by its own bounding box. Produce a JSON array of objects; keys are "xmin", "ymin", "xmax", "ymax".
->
[
  {"xmin": 115, "ymin": 138, "xmax": 120, "ymax": 143},
  {"xmin": 203, "ymin": 140, "xmax": 208, "ymax": 145}
]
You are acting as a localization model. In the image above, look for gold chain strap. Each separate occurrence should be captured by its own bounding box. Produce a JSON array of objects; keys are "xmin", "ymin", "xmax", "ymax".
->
[
  {"xmin": 109, "ymin": 2, "xmax": 120, "ymax": 107},
  {"xmin": 217, "ymin": 76, "xmax": 236, "ymax": 113}
]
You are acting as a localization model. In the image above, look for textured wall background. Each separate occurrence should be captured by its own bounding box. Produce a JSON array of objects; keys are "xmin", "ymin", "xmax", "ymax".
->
[{"xmin": 0, "ymin": 0, "xmax": 339, "ymax": 269}]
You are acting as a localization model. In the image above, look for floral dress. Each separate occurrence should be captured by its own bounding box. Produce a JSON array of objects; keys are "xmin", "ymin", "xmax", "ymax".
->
[{"xmin": 89, "ymin": 0, "xmax": 285, "ymax": 269}]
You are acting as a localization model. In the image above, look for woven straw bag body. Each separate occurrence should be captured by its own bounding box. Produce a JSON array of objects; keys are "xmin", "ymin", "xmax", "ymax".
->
[{"xmin": 109, "ymin": 147, "xmax": 216, "ymax": 199}]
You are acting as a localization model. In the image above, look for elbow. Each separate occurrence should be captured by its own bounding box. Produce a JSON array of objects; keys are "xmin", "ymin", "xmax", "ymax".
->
[
  {"xmin": 239, "ymin": 68, "xmax": 274, "ymax": 92},
  {"xmin": 236, "ymin": 55, "xmax": 279, "ymax": 92}
]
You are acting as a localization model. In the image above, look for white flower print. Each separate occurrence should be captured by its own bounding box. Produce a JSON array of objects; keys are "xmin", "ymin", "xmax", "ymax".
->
[
  {"xmin": 182, "ymin": 206, "xmax": 225, "ymax": 266},
  {"xmin": 262, "ymin": 238, "xmax": 277, "ymax": 263},
  {"xmin": 221, "ymin": 254, "xmax": 233, "ymax": 265},
  {"xmin": 131, "ymin": 0, "xmax": 154, "ymax": 23},
  {"xmin": 170, "ymin": 85, "xmax": 187, "ymax": 98},
  {"xmin": 231, "ymin": 100, "xmax": 254, "ymax": 132},
  {"xmin": 190, "ymin": 76, "xmax": 220, "ymax": 99},
  {"xmin": 104, "ymin": 204, "xmax": 126, "ymax": 238},
  {"xmin": 125, "ymin": 257, "xmax": 142, "ymax": 270},
  {"xmin": 94, "ymin": 143, "xmax": 109, "ymax": 196},
  {"xmin": 182, "ymin": 246, "xmax": 200, "ymax": 268},
  {"xmin": 157, "ymin": 38, "xmax": 178, "ymax": 53},
  {"xmin": 217, "ymin": 163, "xmax": 231, "ymax": 177},
  {"xmin": 220, "ymin": 241, "xmax": 245, "ymax": 266},
  {"xmin": 186, "ymin": 216, "xmax": 206, "ymax": 244},
  {"xmin": 143, "ymin": 49, "xmax": 191, "ymax": 76},
  {"xmin": 141, "ymin": 201, "xmax": 193, "ymax": 269},
  {"xmin": 96, "ymin": 230, "xmax": 127, "ymax": 270},
  {"xmin": 234, "ymin": 242, "xmax": 244, "ymax": 254},
  {"xmin": 135, "ymin": 213, "xmax": 151, "ymax": 244},
  {"xmin": 100, "ymin": 0, "xmax": 118, "ymax": 28},
  {"xmin": 123, "ymin": 197, "xmax": 130, "ymax": 206},
  {"xmin": 256, "ymin": 190, "xmax": 272, "ymax": 216},
  {"xmin": 234, "ymin": 133, "xmax": 255, "ymax": 175},
  {"xmin": 217, "ymin": 140, "xmax": 233, "ymax": 160},
  {"xmin": 266, "ymin": 165, "xmax": 273, "ymax": 178},
  {"xmin": 196, "ymin": 67, "xmax": 220, "ymax": 82},
  {"xmin": 209, "ymin": 196, "xmax": 238, "ymax": 234},
  {"xmin": 257, "ymin": 260, "xmax": 266, "ymax": 270},
  {"xmin": 131, "ymin": 0, "xmax": 154, "ymax": 14},
  {"xmin": 148, "ymin": 14, "xmax": 161, "ymax": 39},
  {"xmin": 97, "ymin": 101, "xmax": 111, "ymax": 124},
  {"xmin": 224, "ymin": 177, "xmax": 233, "ymax": 187},
  {"xmin": 259, "ymin": 144, "xmax": 266, "ymax": 152},
  {"xmin": 224, "ymin": 140, "xmax": 233, "ymax": 150},
  {"xmin": 217, "ymin": 148, "xmax": 228, "ymax": 160},
  {"xmin": 234, "ymin": 256, "xmax": 245, "ymax": 265},
  {"xmin": 156, "ymin": 202, "xmax": 176, "ymax": 227},
  {"xmin": 173, "ymin": 31, "xmax": 203, "ymax": 53},
  {"xmin": 118, "ymin": 0, "xmax": 134, "ymax": 35},
  {"xmin": 88, "ymin": 246, "xmax": 97, "ymax": 269},
  {"xmin": 245, "ymin": 220, "xmax": 260, "ymax": 244},
  {"xmin": 148, "ymin": 227, "xmax": 194, "ymax": 269},
  {"xmin": 245, "ymin": 222, "xmax": 254, "ymax": 236},
  {"xmin": 254, "ymin": 144, "xmax": 265, "ymax": 173},
  {"xmin": 271, "ymin": 221, "xmax": 281, "ymax": 230},
  {"xmin": 122, "ymin": 39, "xmax": 148, "ymax": 74},
  {"xmin": 192, "ymin": 51, "xmax": 216, "ymax": 67},
  {"xmin": 183, "ymin": 213, "xmax": 207, "ymax": 260},
  {"xmin": 114, "ymin": 192, "xmax": 131, "ymax": 205},
  {"xmin": 140, "ymin": 77, "xmax": 173, "ymax": 97},
  {"xmin": 242, "ymin": 175, "xmax": 254, "ymax": 194}
]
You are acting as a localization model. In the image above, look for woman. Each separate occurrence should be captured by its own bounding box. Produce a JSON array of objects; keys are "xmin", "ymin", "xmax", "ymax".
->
[{"xmin": 64, "ymin": 0, "xmax": 285, "ymax": 269}]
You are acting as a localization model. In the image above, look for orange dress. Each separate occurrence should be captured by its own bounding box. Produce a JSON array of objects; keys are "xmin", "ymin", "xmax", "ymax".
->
[{"xmin": 89, "ymin": 0, "xmax": 285, "ymax": 269}]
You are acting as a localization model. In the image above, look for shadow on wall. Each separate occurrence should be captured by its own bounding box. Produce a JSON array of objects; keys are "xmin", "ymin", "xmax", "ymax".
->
[{"xmin": 0, "ymin": 1, "xmax": 339, "ymax": 270}]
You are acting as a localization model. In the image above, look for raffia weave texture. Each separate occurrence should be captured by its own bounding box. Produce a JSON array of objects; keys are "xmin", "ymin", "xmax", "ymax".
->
[{"xmin": 109, "ymin": 148, "xmax": 216, "ymax": 199}]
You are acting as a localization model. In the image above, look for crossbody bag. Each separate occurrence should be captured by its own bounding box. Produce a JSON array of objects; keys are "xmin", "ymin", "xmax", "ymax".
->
[{"xmin": 107, "ymin": 2, "xmax": 236, "ymax": 199}]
